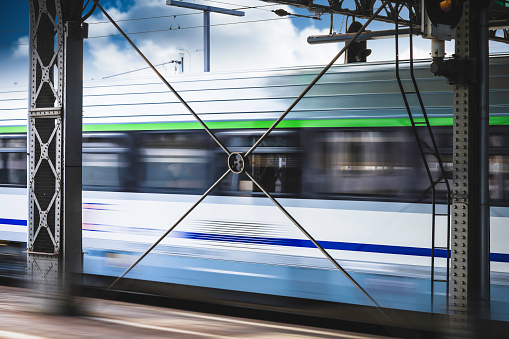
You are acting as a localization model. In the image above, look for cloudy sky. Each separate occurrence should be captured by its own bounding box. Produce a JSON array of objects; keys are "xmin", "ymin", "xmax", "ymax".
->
[{"xmin": 1, "ymin": 0, "xmax": 508, "ymax": 86}]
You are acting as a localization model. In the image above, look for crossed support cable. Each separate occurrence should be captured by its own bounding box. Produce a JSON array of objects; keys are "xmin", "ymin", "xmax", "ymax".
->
[{"xmin": 93, "ymin": 0, "xmax": 391, "ymax": 315}]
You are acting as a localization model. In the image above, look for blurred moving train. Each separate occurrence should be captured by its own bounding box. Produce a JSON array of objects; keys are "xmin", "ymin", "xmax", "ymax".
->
[{"xmin": 1, "ymin": 55, "xmax": 509, "ymax": 320}]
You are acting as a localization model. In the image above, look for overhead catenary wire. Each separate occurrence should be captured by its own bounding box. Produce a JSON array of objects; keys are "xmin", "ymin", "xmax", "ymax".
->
[
  {"xmin": 0, "ymin": 2, "xmax": 278, "ymax": 34},
  {"xmin": 88, "ymin": 17, "xmax": 291, "ymax": 39},
  {"xmin": 86, "ymin": 3, "xmax": 277, "ymax": 25},
  {"xmin": 0, "ymin": 3, "xmax": 279, "ymax": 47},
  {"xmin": 201, "ymin": 0, "xmax": 277, "ymax": 12},
  {"xmin": 0, "ymin": 29, "xmax": 29, "ymax": 35},
  {"xmin": 0, "ymin": 2, "xmax": 293, "ymax": 48},
  {"xmin": 102, "ymin": 60, "xmax": 182, "ymax": 79},
  {"xmin": 0, "ymin": 16, "xmax": 291, "ymax": 48}
]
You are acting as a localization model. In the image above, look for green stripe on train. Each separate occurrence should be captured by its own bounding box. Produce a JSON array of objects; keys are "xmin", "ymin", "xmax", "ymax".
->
[
  {"xmin": 80, "ymin": 117, "xmax": 456, "ymax": 131},
  {"xmin": 2, "ymin": 116, "xmax": 509, "ymax": 133},
  {"xmin": 0, "ymin": 126, "xmax": 27, "ymax": 133}
]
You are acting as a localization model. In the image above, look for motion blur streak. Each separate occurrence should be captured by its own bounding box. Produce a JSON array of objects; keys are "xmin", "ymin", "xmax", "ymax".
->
[
  {"xmin": 153, "ymin": 309, "xmax": 381, "ymax": 339},
  {"xmin": 86, "ymin": 316, "xmax": 224, "ymax": 338},
  {"xmin": 0, "ymin": 330, "xmax": 48, "ymax": 339}
]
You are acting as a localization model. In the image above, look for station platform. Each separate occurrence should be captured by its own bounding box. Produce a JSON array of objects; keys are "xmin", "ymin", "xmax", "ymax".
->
[{"xmin": 0, "ymin": 286, "xmax": 386, "ymax": 339}]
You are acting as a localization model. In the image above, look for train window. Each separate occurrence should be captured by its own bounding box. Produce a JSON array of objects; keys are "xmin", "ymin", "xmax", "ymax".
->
[
  {"xmin": 421, "ymin": 126, "xmax": 509, "ymax": 205},
  {"xmin": 489, "ymin": 130, "xmax": 509, "ymax": 204},
  {"xmin": 0, "ymin": 136, "xmax": 27, "ymax": 186},
  {"xmin": 226, "ymin": 132, "xmax": 300, "ymax": 148},
  {"xmin": 309, "ymin": 130, "xmax": 415, "ymax": 198},
  {"xmin": 217, "ymin": 130, "xmax": 301, "ymax": 196},
  {"xmin": 138, "ymin": 132, "xmax": 212, "ymax": 192},
  {"xmin": 82, "ymin": 134, "xmax": 130, "ymax": 190}
]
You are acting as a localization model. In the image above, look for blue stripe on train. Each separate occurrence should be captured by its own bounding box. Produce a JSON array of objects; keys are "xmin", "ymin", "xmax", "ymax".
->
[
  {"xmin": 2, "ymin": 218, "xmax": 508, "ymax": 263},
  {"xmin": 0, "ymin": 218, "xmax": 27, "ymax": 226},
  {"xmin": 174, "ymin": 231, "xmax": 509, "ymax": 263}
]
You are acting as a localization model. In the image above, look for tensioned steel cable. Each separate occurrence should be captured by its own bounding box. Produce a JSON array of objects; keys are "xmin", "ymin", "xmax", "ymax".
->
[
  {"xmin": 93, "ymin": 0, "xmax": 391, "ymax": 312},
  {"xmin": 244, "ymin": 0, "xmax": 392, "ymax": 158},
  {"xmin": 92, "ymin": 0, "xmax": 231, "ymax": 156},
  {"xmin": 240, "ymin": 2, "xmax": 389, "ymax": 312},
  {"xmin": 245, "ymin": 172, "xmax": 383, "ymax": 310},
  {"xmin": 240, "ymin": 0, "xmax": 392, "ymax": 311},
  {"xmin": 106, "ymin": 169, "xmax": 232, "ymax": 291}
]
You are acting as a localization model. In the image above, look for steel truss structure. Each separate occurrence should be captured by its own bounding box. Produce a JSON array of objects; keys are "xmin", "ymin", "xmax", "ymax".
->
[
  {"xmin": 28, "ymin": 0, "xmax": 65, "ymax": 295},
  {"xmin": 28, "ymin": 0, "xmax": 84, "ymax": 307},
  {"xmin": 262, "ymin": 0, "xmax": 509, "ymax": 44}
]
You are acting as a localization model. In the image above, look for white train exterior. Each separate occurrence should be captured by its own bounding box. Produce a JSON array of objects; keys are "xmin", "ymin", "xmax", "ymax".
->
[{"xmin": 1, "ymin": 56, "xmax": 508, "ymax": 320}]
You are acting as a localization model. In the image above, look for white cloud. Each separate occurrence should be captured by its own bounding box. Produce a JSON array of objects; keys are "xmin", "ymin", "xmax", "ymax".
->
[
  {"xmin": 12, "ymin": 36, "xmax": 29, "ymax": 59},
  {"xmin": 83, "ymin": 0, "xmax": 341, "ymax": 78}
]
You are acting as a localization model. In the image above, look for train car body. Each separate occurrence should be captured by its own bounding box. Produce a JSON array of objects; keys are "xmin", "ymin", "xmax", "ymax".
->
[{"xmin": 1, "ymin": 56, "xmax": 509, "ymax": 320}]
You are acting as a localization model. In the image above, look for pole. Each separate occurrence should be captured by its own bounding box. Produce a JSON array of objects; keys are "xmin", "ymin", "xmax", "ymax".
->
[
  {"xmin": 62, "ymin": 1, "xmax": 84, "ymax": 313},
  {"xmin": 204, "ymin": 11, "xmax": 210, "ymax": 72},
  {"xmin": 478, "ymin": 1, "xmax": 491, "ymax": 320},
  {"xmin": 179, "ymin": 53, "xmax": 185, "ymax": 73},
  {"xmin": 166, "ymin": 1, "xmax": 244, "ymax": 73}
]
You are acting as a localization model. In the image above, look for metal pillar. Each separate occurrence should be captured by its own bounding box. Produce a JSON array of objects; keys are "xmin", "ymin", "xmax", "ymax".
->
[
  {"xmin": 450, "ymin": 0, "xmax": 491, "ymax": 328},
  {"xmin": 478, "ymin": 3, "xmax": 491, "ymax": 318},
  {"xmin": 62, "ymin": 1, "xmax": 85, "ymax": 310},
  {"xmin": 28, "ymin": 0, "xmax": 83, "ymax": 311}
]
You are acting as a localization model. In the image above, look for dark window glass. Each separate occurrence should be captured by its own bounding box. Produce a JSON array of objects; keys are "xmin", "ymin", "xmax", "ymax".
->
[
  {"xmin": 82, "ymin": 134, "xmax": 129, "ymax": 190},
  {"xmin": 489, "ymin": 129, "xmax": 509, "ymax": 204},
  {"xmin": 138, "ymin": 132, "xmax": 212, "ymax": 192},
  {"xmin": 309, "ymin": 129, "xmax": 415, "ymax": 198},
  {"xmin": 0, "ymin": 137, "xmax": 27, "ymax": 186},
  {"xmin": 419, "ymin": 126, "xmax": 509, "ymax": 205},
  {"xmin": 218, "ymin": 130, "xmax": 301, "ymax": 196}
]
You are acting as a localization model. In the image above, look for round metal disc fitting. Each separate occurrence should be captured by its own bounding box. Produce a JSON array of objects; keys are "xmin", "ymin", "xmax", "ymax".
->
[{"xmin": 228, "ymin": 152, "xmax": 245, "ymax": 174}]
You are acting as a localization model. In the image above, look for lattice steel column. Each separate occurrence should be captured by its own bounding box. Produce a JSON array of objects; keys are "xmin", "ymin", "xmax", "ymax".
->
[
  {"xmin": 28, "ymin": 0, "xmax": 84, "ymax": 308},
  {"xmin": 28, "ymin": 0, "xmax": 64, "ymax": 296},
  {"xmin": 450, "ymin": 0, "xmax": 490, "ymax": 331}
]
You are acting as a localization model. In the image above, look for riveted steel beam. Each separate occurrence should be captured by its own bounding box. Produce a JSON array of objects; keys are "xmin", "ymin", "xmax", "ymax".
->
[
  {"xmin": 449, "ymin": 0, "xmax": 491, "ymax": 334},
  {"xmin": 28, "ymin": 0, "xmax": 64, "ymax": 297},
  {"xmin": 28, "ymin": 0, "xmax": 84, "ymax": 310}
]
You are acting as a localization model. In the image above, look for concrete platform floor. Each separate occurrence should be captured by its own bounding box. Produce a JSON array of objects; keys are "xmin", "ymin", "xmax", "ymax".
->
[{"xmin": 0, "ymin": 286, "xmax": 387, "ymax": 339}]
